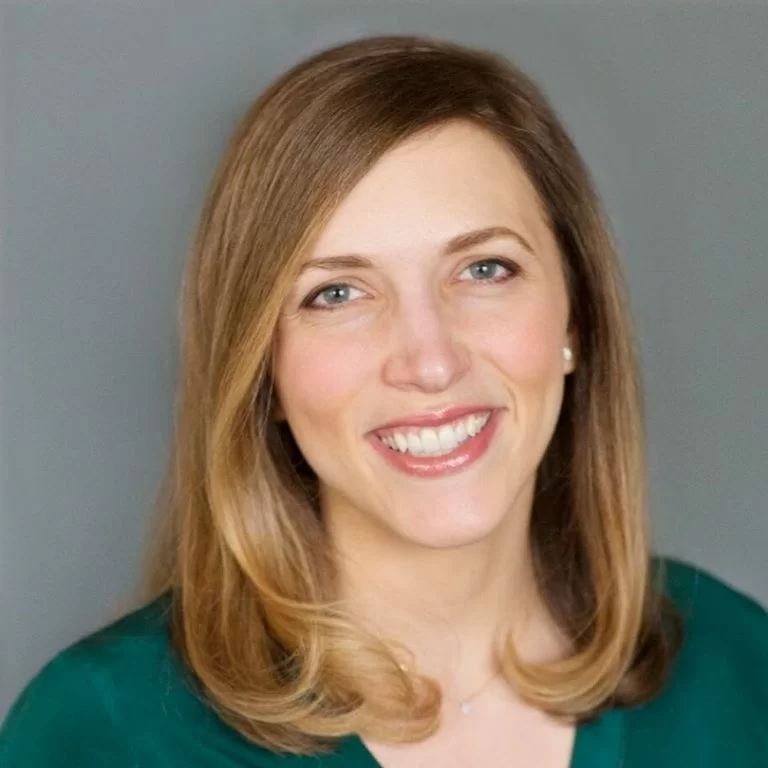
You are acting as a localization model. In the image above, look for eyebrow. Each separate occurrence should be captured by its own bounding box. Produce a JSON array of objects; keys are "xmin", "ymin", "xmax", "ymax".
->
[{"xmin": 298, "ymin": 225, "xmax": 535, "ymax": 275}]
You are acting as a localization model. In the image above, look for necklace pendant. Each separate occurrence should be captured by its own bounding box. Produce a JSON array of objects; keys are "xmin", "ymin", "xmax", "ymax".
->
[{"xmin": 459, "ymin": 701, "xmax": 473, "ymax": 715}]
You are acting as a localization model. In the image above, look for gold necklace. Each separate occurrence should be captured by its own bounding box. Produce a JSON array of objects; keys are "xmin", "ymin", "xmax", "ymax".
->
[{"xmin": 399, "ymin": 663, "xmax": 501, "ymax": 715}]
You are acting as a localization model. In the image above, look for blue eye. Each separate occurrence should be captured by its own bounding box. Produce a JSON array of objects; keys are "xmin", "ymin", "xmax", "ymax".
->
[
  {"xmin": 460, "ymin": 258, "xmax": 519, "ymax": 282},
  {"xmin": 301, "ymin": 257, "xmax": 520, "ymax": 312},
  {"xmin": 303, "ymin": 283, "xmax": 367, "ymax": 310}
]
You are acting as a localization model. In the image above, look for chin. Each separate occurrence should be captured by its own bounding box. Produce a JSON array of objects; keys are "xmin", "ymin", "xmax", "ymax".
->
[{"xmin": 391, "ymin": 506, "xmax": 509, "ymax": 550}]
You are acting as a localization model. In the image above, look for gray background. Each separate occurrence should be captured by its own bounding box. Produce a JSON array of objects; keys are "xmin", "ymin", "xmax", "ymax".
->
[{"xmin": 1, "ymin": 0, "xmax": 766, "ymax": 719}]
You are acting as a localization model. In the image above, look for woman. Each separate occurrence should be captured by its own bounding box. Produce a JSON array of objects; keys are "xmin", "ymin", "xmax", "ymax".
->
[{"xmin": 2, "ymin": 34, "xmax": 766, "ymax": 768}]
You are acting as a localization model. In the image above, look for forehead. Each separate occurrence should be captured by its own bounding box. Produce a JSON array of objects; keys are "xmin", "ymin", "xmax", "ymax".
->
[{"xmin": 311, "ymin": 121, "xmax": 554, "ymax": 260}]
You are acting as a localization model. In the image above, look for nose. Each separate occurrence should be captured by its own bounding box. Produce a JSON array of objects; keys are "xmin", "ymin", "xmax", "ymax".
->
[{"xmin": 381, "ymin": 295, "xmax": 470, "ymax": 394}]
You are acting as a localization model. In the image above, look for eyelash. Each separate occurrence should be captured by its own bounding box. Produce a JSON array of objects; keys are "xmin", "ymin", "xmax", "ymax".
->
[{"xmin": 300, "ymin": 258, "xmax": 521, "ymax": 312}]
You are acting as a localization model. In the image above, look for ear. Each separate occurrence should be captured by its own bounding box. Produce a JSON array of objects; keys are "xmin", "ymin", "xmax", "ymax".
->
[{"xmin": 564, "ymin": 333, "xmax": 577, "ymax": 374}]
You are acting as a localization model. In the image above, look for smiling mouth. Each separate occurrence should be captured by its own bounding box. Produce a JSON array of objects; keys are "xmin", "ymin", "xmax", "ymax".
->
[{"xmin": 374, "ymin": 410, "xmax": 493, "ymax": 458}]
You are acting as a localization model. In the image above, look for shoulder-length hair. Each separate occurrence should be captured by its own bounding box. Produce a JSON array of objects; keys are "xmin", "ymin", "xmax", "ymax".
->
[{"xmin": 141, "ymin": 34, "xmax": 682, "ymax": 754}]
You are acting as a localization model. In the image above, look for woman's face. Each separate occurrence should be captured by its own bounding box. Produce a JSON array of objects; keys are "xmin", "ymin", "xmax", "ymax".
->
[{"xmin": 274, "ymin": 120, "xmax": 575, "ymax": 549}]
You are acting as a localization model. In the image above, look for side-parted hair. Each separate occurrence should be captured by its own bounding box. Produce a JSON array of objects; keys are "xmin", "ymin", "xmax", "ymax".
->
[{"xmin": 141, "ymin": 34, "xmax": 683, "ymax": 754}]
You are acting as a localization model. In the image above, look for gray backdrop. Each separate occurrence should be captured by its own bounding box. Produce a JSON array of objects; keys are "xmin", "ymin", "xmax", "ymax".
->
[{"xmin": 1, "ymin": 0, "xmax": 766, "ymax": 719}]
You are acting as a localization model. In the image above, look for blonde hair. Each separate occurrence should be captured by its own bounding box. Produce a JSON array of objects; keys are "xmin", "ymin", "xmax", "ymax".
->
[{"xmin": 140, "ymin": 34, "xmax": 682, "ymax": 754}]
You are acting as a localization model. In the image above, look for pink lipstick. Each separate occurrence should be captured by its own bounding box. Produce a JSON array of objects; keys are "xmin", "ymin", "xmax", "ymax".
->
[{"xmin": 367, "ymin": 408, "xmax": 503, "ymax": 479}]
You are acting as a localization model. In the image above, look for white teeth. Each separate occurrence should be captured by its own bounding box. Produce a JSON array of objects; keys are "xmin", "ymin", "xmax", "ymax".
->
[
  {"xmin": 406, "ymin": 432, "xmax": 422, "ymax": 455},
  {"xmin": 437, "ymin": 424, "xmax": 459, "ymax": 453},
  {"xmin": 378, "ymin": 411, "xmax": 492, "ymax": 457},
  {"xmin": 420, "ymin": 429, "xmax": 440, "ymax": 454},
  {"xmin": 393, "ymin": 432, "xmax": 409, "ymax": 452}
]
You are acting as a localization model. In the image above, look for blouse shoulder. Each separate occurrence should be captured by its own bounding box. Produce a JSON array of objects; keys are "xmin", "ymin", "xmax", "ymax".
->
[
  {"xmin": 653, "ymin": 555, "xmax": 768, "ymax": 657},
  {"xmin": 0, "ymin": 594, "xmax": 181, "ymax": 767},
  {"xmin": 0, "ymin": 593, "xmax": 287, "ymax": 767},
  {"xmin": 1, "ymin": 593, "xmax": 356, "ymax": 766},
  {"xmin": 627, "ymin": 556, "xmax": 768, "ymax": 763}
]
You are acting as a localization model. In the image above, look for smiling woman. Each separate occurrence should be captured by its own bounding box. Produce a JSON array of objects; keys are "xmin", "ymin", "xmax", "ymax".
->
[{"xmin": 2, "ymin": 33, "xmax": 766, "ymax": 768}]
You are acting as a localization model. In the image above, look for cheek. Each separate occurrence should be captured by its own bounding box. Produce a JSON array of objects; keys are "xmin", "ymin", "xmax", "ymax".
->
[
  {"xmin": 274, "ymin": 330, "xmax": 375, "ymax": 425},
  {"xmin": 472, "ymin": 297, "xmax": 565, "ymax": 379}
]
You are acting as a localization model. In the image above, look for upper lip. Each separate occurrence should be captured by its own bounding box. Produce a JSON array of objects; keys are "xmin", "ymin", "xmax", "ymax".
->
[{"xmin": 371, "ymin": 405, "xmax": 498, "ymax": 433}]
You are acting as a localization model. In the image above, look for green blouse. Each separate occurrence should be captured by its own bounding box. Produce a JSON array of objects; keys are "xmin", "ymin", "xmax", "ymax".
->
[{"xmin": 2, "ymin": 557, "xmax": 766, "ymax": 767}]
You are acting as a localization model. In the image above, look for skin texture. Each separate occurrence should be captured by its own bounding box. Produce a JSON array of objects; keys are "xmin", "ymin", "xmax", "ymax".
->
[{"xmin": 273, "ymin": 120, "xmax": 577, "ymax": 723}]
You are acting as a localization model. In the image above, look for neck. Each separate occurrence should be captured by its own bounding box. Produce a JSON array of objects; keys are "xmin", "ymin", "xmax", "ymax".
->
[{"xmin": 325, "ymin": 486, "xmax": 562, "ymax": 698}]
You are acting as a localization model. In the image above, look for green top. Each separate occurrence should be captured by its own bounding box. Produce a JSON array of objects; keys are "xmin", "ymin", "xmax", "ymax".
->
[{"xmin": 2, "ymin": 557, "xmax": 766, "ymax": 767}]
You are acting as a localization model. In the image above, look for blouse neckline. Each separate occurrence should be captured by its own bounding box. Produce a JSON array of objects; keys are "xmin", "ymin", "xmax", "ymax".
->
[{"xmin": 336, "ymin": 707, "xmax": 625, "ymax": 767}]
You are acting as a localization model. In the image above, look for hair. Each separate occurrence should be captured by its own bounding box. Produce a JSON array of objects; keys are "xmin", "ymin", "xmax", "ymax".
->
[{"xmin": 140, "ymin": 33, "xmax": 683, "ymax": 755}]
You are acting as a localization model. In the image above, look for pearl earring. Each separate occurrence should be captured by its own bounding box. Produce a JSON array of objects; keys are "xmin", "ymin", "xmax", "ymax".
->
[{"xmin": 562, "ymin": 346, "xmax": 573, "ymax": 362}]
